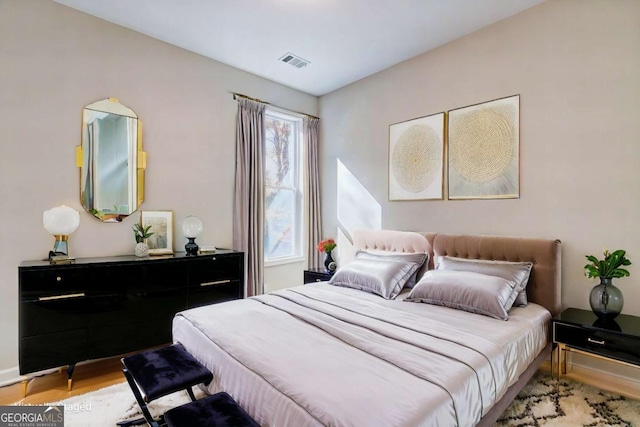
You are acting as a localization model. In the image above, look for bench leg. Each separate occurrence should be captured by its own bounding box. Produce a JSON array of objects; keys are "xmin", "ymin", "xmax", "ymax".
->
[
  {"xmin": 122, "ymin": 368, "xmax": 159, "ymax": 426},
  {"xmin": 186, "ymin": 387, "xmax": 197, "ymax": 402}
]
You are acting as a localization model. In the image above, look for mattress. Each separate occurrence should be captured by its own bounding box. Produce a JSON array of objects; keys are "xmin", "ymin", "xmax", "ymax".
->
[{"xmin": 173, "ymin": 283, "xmax": 550, "ymax": 427}]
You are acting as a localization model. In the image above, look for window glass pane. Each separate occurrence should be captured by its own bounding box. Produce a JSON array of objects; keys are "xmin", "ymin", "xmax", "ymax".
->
[
  {"xmin": 265, "ymin": 188, "xmax": 295, "ymax": 259},
  {"xmin": 265, "ymin": 117, "xmax": 294, "ymax": 188}
]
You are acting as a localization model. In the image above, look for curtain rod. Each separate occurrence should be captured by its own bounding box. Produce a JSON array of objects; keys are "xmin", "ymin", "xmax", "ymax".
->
[{"xmin": 232, "ymin": 92, "xmax": 319, "ymax": 120}]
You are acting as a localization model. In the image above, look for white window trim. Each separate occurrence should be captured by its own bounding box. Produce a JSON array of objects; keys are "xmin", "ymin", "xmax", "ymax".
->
[
  {"xmin": 264, "ymin": 255, "xmax": 305, "ymax": 268},
  {"xmin": 264, "ymin": 108, "xmax": 304, "ymax": 264}
]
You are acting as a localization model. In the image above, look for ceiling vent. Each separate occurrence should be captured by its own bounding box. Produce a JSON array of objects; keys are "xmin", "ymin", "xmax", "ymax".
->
[{"xmin": 279, "ymin": 52, "xmax": 310, "ymax": 69}]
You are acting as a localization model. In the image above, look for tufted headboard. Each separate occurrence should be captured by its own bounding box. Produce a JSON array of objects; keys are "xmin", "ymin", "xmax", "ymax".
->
[{"xmin": 352, "ymin": 230, "xmax": 561, "ymax": 316}]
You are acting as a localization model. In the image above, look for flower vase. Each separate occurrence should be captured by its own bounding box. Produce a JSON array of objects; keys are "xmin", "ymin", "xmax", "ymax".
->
[
  {"xmin": 324, "ymin": 251, "xmax": 336, "ymax": 272},
  {"xmin": 135, "ymin": 242, "xmax": 149, "ymax": 258},
  {"xmin": 589, "ymin": 278, "xmax": 623, "ymax": 321}
]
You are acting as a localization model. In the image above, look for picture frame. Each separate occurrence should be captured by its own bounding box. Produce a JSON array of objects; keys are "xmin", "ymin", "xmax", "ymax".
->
[
  {"xmin": 141, "ymin": 211, "xmax": 173, "ymax": 255},
  {"xmin": 447, "ymin": 95, "xmax": 520, "ymax": 200},
  {"xmin": 388, "ymin": 112, "xmax": 445, "ymax": 201}
]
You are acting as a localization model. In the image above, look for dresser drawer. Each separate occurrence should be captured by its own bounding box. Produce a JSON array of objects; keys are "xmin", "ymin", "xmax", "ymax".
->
[
  {"xmin": 88, "ymin": 316, "xmax": 173, "ymax": 359},
  {"xmin": 92, "ymin": 262, "xmax": 185, "ymax": 294},
  {"xmin": 20, "ymin": 268, "xmax": 87, "ymax": 299},
  {"xmin": 187, "ymin": 280, "xmax": 241, "ymax": 309},
  {"xmin": 20, "ymin": 295, "xmax": 88, "ymax": 336},
  {"xmin": 85, "ymin": 290, "xmax": 187, "ymax": 328},
  {"xmin": 188, "ymin": 255, "xmax": 242, "ymax": 288},
  {"xmin": 19, "ymin": 329, "xmax": 88, "ymax": 374},
  {"xmin": 304, "ymin": 270, "xmax": 334, "ymax": 284},
  {"xmin": 554, "ymin": 322, "xmax": 640, "ymax": 365}
]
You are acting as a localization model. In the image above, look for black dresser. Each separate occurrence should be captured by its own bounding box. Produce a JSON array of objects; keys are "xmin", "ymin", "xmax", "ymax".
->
[{"xmin": 19, "ymin": 250, "xmax": 244, "ymax": 385}]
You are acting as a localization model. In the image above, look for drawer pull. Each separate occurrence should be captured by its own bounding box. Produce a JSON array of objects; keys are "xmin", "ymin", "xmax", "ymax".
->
[
  {"xmin": 587, "ymin": 337, "xmax": 605, "ymax": 345},
  {"xmin": 315, "ymin": 279, "xmax": 322, "ymax": 282},
  {"xmin": 200, "ymin": 280, "xmax": 231, "ymax": 287},
  {"xmin": 56, "ymin": 276, "xmax": 62, "ymax": 282},
  {"xmin": 38, "ymin": 293, "xmax": 85, "ymax": 301}
]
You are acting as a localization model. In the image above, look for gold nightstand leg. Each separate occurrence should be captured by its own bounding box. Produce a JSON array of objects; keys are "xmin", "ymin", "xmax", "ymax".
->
[
  {"xmin": 21, "ymin": 379, "xmax": 28, "ymax": 397},
  {"xmin": 67, "ymin": 378, "xmax": 73, "ymax": 391}
]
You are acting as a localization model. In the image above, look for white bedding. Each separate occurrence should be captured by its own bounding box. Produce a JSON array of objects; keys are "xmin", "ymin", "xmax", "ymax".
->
[{"xmin": 173, "ymin": 283, "xmax": 550, "ymax": 427}]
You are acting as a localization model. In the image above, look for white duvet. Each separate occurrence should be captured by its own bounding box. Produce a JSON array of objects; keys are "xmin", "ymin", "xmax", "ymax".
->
[{"xmin": 173, "ymin": 284, "xmax": 550, "ymax": 427}]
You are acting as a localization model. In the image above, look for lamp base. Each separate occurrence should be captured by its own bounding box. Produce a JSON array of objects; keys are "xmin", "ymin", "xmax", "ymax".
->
[
  {"xmin": 185, "ymin": 238, "xmax": 199, "ymax": 256},
  {"xmin": 49, "ymin": 235, "xmax": 72, "ymax": 262}
]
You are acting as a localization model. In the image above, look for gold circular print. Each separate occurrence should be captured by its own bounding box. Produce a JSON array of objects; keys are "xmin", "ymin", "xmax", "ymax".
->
[
  {"xmin": 391, "ymin": 124, "xmax": 440, "ymax": 193},
  {"xmin": 449, "ymin": 109, "xmax": 514, "ymax": 183}
]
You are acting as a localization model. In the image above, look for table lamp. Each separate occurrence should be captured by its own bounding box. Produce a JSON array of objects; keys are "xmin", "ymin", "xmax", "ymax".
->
[
  {"xmin": 43, "ymin": 205, "xmax": 80, "ymax": 261},
  {"xmin": 182, "ymin": 215, "xmax": 203, "ymax": 256}
]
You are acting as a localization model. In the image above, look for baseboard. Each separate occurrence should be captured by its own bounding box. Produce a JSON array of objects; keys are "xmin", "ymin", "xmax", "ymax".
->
[{"xmin": 0, "ymin": 366, "xmax": 22, "ymax": 388}]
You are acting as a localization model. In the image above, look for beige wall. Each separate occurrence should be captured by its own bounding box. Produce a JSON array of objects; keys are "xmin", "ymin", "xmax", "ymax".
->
[
  {"xmin": 320, "ymin": 0, "xmax": 640, "ymax": 317},
  {"xmin": 0, "ymin": 0, "xmax": 317, "ymax": 379}
]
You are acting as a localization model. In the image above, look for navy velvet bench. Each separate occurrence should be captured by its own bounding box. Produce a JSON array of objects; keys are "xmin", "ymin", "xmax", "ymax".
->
[{"xmin": 118, "ymin": 344, "xmax": 258, "ymax": 427}]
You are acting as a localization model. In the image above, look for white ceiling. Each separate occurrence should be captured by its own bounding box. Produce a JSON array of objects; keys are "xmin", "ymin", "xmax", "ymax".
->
[{"xmin": 53, "ymin": 0, "xmax": 546, "ymax": 96}]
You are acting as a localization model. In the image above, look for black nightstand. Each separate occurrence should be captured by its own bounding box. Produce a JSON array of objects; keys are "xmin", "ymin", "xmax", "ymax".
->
[
  {"xmin": 304, "ymin": 268, "xmax": 335, "ymax": 284},
  {"xmin": 552, "ymin": 308, "xmax": 640, "ymax": 379}
]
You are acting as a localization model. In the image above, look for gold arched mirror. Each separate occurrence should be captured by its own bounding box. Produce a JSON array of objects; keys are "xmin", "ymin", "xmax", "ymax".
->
[{"xmin": 77, "ymin": 98, "xmax": 146, "ymax": 222}]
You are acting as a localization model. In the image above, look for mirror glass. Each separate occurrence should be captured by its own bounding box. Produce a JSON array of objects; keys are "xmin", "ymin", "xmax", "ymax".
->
[{"xmin": 79, "ymin": 98, "xmax": 145, "ymax": 222}]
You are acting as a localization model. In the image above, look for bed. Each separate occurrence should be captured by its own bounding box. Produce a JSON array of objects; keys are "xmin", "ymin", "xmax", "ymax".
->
[{"xmin": 173, "ymin": 231, "xmax": 561, "ymax": 427}]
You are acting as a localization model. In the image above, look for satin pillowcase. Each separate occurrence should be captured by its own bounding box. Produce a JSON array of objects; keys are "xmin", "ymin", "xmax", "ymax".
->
[
  {"xmin": 436, "ymin": 256, "xmax": 533, "ymax": 307},
  {"xmin": 329, "ymin": 251, "xmax": 428, "ymax": 299},
  {"xmin": 354, "ymin": 250, "xmax": 429, "ymax": 288},
  {"xmin": 405, "ymin": 270, "xmax": 517, "ymax": 320}
]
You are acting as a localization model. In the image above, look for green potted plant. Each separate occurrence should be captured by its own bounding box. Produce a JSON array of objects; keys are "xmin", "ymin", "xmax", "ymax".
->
[
  {"xmin": 133, "ymin": 223, "xmax": 154, "ymax": 258},
  {"xmin": 584, "ymin": 249, "xmax": 631, "ymax": 321}
]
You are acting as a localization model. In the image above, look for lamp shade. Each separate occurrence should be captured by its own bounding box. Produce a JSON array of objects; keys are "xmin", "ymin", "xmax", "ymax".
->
[
  {"xmin": 43, "ymin": 206, "xmax": 80, "ymax": 236},
  {"xmin": 182, "ymin": 216, "xmax": 203, "ymax": 238}
]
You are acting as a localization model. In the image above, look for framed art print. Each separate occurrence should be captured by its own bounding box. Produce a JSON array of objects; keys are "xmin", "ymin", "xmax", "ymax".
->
[
  {"xmin": 388, "ymin": 112, "xmax": 445, "ymax": 201},
  {"xmin": 141, "ymin": 210, "xmax": 174, "ymax": 255},
  {"xmin": 447, "ymin": 95, "xmax": 520, "ymax": 200}
]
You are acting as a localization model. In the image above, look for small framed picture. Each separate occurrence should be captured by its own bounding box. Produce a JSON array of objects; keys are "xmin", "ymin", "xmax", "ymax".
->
[{"xmin": 141, "ymin": 211, "xmax": 173, "ymax": 255}]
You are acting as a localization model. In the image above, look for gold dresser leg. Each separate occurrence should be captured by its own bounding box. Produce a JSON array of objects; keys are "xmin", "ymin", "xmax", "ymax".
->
[
  {"xmin": 67, "ymin": 363, "xmax": 76, "ymax": 391},
  {"xmin": 21, "ymin": 379, "xmax": 29, "ymax": 397}
]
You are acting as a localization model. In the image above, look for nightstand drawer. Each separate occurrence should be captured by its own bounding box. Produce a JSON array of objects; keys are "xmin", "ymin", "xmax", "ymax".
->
[
  {"xmin": 304, "ymin": 270, "xmax": 334, "ymax": 284},
  {"xmin": 554, "ymin": 322, "xmax": 640, "ymax": 365}
]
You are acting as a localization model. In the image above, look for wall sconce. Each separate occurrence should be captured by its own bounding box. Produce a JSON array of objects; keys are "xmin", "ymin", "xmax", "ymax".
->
[
  {"xmin": 182, "ymin": 216, "xmax": 203, "ymax": 256},
  {"xmin": 43, "ymin": 206, "xmax": 80, "ymax": 261}
]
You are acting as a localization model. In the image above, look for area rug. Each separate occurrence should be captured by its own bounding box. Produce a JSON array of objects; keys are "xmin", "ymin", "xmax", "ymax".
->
[
  {"xmin": 52, "ymin": 382, "xmax": 204, "ymax": 427},
  {"xmin": 496, "ymin": 372, "xmax": 640, "ymax": 427},
  {"xmin": 50, "ymin": 372, "xmax": 640, "ymax": 426}
]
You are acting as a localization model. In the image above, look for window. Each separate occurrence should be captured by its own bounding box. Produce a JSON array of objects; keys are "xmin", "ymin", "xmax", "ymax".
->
[{"xmin": 264, "ymin": 109, "xmax": 303, "ymax": 264}]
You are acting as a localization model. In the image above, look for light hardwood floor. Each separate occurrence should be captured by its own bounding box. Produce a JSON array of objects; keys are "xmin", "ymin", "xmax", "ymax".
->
[{"xmin": 0, "ymin": 357, "xmax": 125, "ymax": 406}]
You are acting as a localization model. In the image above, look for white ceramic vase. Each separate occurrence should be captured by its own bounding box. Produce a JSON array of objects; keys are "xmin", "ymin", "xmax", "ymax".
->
[{"xmin": 135, "ymin": 242, "xmax": 149, "ymax": 258}]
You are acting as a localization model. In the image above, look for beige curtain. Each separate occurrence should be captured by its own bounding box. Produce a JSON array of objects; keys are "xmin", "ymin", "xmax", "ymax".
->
[
  {"xmin": 304, "ymin": 117, "xmax": 322, "ymax": 269},
  {"xmin": 233, "ymin": 98, "xmax": 266, "ymax": 297}
]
